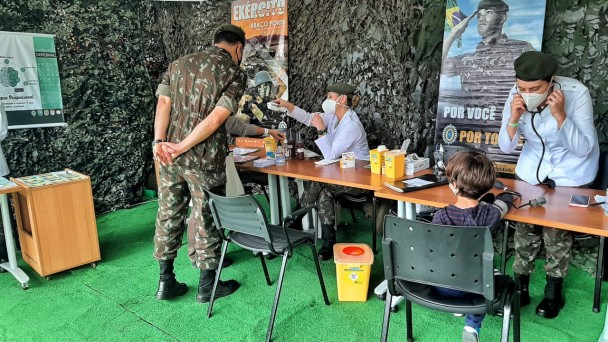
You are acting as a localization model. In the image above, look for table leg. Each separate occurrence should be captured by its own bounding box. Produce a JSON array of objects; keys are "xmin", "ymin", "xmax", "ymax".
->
[
  {"xmin": 594, "ymin": 236, "xmax": 605, "ymax": 313},
  {"xmin": 0, "ymin": 194, "xmax": 30, "ymax": 288},
  {"xmin": 268, "ymin": 175, "xmax": 280, "ymax": 225},
  {"xmin": 278, "ymin": 176, "xmax": 291, "ymax": 218}
]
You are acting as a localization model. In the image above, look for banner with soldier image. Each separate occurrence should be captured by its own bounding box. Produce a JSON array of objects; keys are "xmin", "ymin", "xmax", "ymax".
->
[
  {"xmin": 231, "ymin": 0, "xmax": 288, "ymax": 130},
  {"xmin": 435, "ymin": 0, "xmax": 546, "ymax": 173}
]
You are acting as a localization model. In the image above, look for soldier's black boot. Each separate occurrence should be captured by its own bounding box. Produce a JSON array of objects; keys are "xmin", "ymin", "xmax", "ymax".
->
[
  {"xmin": 196, "ymin": 269, "xmax": 240, "ymax": 303},
  {"xmin": 535, "ymin": 275, "xmax": 564, "ymax": 319},
  {"xmin": 514, "ymin": 273, "xmax": 531, "ymax": 307},
  {"xmin": 155, "ymin": 259, "xmax": 188, "ymax": 300},
  {"xmin": 318, "ymin": 224, "xmax": 336, "ymax": 261}
]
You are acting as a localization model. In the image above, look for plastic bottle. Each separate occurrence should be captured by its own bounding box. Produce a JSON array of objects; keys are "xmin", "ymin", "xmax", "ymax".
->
[{"xmin": 275, "ymin": 140, "xmax": 286, "ymax": 166}]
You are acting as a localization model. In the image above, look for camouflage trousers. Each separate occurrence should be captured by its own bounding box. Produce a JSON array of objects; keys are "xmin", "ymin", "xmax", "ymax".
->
[
  {"xmin": 299, "ymin": 181, "xmax": 367, "ymax": 228},
  {"xmin": 153, "ymin": 163, "xmax": 225, "ymax": 270},
  {"xmin": 512, "ymin": 223, "xmax": 572, "ymax": 278}
]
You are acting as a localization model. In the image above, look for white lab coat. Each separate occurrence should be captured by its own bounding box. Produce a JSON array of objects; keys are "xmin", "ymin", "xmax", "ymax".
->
[
  {"xmin": 498, "ymin": 76, "xmax": 599, "ymax": 186},
  {"xmin": 288, "ymin": 106, "xmax": 370, "ymax": 160}
]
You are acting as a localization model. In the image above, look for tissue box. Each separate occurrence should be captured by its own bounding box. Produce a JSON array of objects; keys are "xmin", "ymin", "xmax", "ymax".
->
[
  {"xmin": 406, "ymin": 157, "xmax": 430, "ymax": 175},
  {"xmin": 369, "ymin": 149, "xmax": 387, "ymax": 174},
  {"xmin": 384, "ymin": 151, "xmax": 406, "ymax": 178}
]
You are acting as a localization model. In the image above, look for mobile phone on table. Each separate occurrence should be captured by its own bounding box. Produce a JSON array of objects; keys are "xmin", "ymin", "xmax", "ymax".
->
[{"xmin": 569, "ymin": 194, "xmax": 590, "ymax": 207}]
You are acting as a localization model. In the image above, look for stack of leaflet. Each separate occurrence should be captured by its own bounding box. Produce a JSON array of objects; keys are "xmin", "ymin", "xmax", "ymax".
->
[{"xmin": 253, "ymin": 157, "xmax": 276, "ymax": 168}]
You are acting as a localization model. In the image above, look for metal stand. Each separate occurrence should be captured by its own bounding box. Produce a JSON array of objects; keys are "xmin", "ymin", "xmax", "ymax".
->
[{"xmin": 0, "ymin": 193, "xmax": 29, "ymax": 289}]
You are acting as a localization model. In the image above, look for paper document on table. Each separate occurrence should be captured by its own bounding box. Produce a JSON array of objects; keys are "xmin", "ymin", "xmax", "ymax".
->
[
  {"xmin": 314, "ymin": 158, "xmax": 341, "ymax": 166},
  {"xmin": 403, "ymin": 178, "xmax": 434, "ymax": 187},
  {"xmin": 303, "ymin": 149, "xmax": 319, "ymax": 158},
  {"xmin": 0, "ymin": 177, "xmax": 17, "ymax": 190},
  {"xmin": 231, "ymin": 147, "xmax": 259, "ymax": 155}
]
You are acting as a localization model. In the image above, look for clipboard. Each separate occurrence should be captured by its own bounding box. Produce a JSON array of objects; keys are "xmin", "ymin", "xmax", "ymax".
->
[{"xmin": 384, "ymin": 173, "xmax": 448, "ymax": 193}]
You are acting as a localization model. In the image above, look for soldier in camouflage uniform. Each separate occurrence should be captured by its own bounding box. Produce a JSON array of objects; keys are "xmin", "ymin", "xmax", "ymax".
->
[
  {"xmin": 151, "ymin": 24, "xmax": 247, "ymax": 303},
  {"xmin": 499, "ymin": 51, "xmax": 600, "ymax": 319}
]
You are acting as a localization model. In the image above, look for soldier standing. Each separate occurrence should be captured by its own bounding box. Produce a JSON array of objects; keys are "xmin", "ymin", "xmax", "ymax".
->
[{"xmin": 152, "ymin": 24, "xmax": 246, "ymax": 303}]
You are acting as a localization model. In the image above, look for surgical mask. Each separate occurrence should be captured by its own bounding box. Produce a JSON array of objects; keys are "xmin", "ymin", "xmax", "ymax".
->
[
  {"xmin": 322, "ymin": 99, "xmax": 337, "ymax": 114},
  {"xmin": 322, "ymin": 95, "xmax": 347, "ymax": 114},
  {"xmin": 518, "ymin": 80, "xmax": 553, "ymax": 112},
  {"xmin": 522, "ymin": 90, "xmax": 549, "ymax": 112},
  {"xmin": 449, "ymin": 182, "xmax": 458, "ymax": 196}
]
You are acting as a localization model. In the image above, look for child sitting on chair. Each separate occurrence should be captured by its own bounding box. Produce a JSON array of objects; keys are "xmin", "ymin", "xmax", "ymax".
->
[{"xmin": 431, "ymin": 151, "xmax": 502, "ymax": 342}]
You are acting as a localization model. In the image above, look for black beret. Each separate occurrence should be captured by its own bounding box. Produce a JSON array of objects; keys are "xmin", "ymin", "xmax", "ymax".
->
[
  {"xmin": 214, "ymin": 24, "xmax": 246, "ymax": 45},
  {"xmin": 514, "ymin": 51, "xmax": 559, "ymax": 81},
  {"xmin": 327, "ymin": 82, "xmax": 357, "ymax": 96},
  {"xmin": 477, "ymin": 0, "xmax": 509, "ymax": 12}
]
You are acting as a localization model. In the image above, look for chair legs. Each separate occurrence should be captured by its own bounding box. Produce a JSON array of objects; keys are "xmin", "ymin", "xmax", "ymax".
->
[
  {"xmin": 501, "ymin": 294, "xmax": 513, "ymax": 342},
  {"xmin": 207, "ymin": 240, "xmax": 229, "ymax": 318},
  {"xmin": 266, "ymin": 252, "xmax": 289, "ymax": 342},
  {"xmin": 310, "ymin": 244, "xmax": 330, "ymax": 305},
  {"xmin": 259, "ymin": 252, "xmax": 272, "ymax": 286},
  {"xmin": 372, "ymin": 196, "xmax": 377, "ymax": 254},
  {"xmin": 514, "ymin": 289, "xmax": 521, "ymax": 342},
  {"xmin": 500, "ymin": 221, "xmax": 510, "ymax": 274},
  {"xmin": 406, "ymin": 299, "xmax": 413, "ymax": 342},
  {"xmin": 381, "ymin": 291, "xmax": 393, "ymax": 342}
]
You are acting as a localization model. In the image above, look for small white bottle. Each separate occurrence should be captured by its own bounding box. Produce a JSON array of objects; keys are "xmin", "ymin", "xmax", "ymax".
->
[{"xmin": 275, "ymin": 140, "xmax": 286, "ymax": 166}]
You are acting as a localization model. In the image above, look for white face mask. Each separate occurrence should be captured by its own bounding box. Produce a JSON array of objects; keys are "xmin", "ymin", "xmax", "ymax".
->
[
  {"xmin": 522, "ymin": 90, "xmax": 549, "ymax": 112},
  {"xmin": 519, "ymin": 80, "xmax": 552, "ymax": 112},
  {"xmin": 322, "ymin": 99, "xmax": 336, "ymax": 114},
  {"xmin": 449, "ymin": 182, "xmax": 458, "ymax": 197},
  {"xmin": 322, "ymin": 94, "xmax": 347, "ymax": 114}
]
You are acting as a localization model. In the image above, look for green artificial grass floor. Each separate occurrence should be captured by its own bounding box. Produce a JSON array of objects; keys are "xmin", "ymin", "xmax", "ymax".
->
[{"xmin": 0, "ymin": 197, "xmax": 606, "ymax": 341}]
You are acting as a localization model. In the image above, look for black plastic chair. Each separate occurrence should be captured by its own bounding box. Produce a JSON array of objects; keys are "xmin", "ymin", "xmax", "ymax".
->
[
  {"xmin": 381, "ymin": 215, "xmax": 520, "ymax": 342},
  {"xmin": 203, "ymin": 189, "xmax": 330, "ymax": 342},
  {"xmin": 334, "ymin": 191, "xmax": 378, "ymax": 253}
]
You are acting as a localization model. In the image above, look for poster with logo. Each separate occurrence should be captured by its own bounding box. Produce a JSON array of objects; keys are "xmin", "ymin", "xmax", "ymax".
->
[
  {"xmin": 436, "ymin": 0, "xmax": 546, "ymax": 173},
  {"xmin": 231, "ymin": 0, "xmax": 288, "ymax": 130},
  {"xmin": 0, "ymin": 31, "xmax": 65, "ymax": 129}
]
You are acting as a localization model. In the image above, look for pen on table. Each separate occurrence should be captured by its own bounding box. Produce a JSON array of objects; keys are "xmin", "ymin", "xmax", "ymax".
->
[{"xmin": 590, "ymin": 201, "xmax": 605, "ymax": 207}]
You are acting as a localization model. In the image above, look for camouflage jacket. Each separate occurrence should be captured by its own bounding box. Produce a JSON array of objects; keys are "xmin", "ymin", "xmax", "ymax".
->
[{"xmin": 156, "ymin": 46, "xmax": 246, "ymax": 171}]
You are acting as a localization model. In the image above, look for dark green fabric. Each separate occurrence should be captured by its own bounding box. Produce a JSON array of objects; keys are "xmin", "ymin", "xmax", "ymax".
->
[
  {"xmin": 326, "ymin": 82, "xmax": 357, "ymax": 96},
  {"xmin": 514, "ymin": 51, "xmax": 559, "ymax": 81}
]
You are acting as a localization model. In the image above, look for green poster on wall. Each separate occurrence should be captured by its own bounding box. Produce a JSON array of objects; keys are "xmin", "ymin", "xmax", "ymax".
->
[{"xmin": 0, "ymin": 31, "xmax": 65, "ymax": 129}]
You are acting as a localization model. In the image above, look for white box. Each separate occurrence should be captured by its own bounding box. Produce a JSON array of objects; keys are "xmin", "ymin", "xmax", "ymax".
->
[{"xmin": 405, "ymin": 157, "xmax": 430, "ymax": 175}]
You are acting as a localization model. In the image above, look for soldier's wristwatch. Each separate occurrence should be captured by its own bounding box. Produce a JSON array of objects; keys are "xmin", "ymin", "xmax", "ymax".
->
[
  {"xmin": 317, "ymin": 129, "xmax": 327, "ymax": 136},
  {"xmin": 152, "ymin": 139, "xmax": 164, "ymax": 148}
]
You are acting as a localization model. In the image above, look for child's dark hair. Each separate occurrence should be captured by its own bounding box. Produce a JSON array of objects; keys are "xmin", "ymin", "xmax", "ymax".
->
[{"xmin": 446, "ymin": 151, "xmax": 496, "ymax": 199}]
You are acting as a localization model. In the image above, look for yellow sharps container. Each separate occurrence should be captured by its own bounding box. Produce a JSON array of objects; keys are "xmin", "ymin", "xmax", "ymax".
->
[{"xmin": 333, "ymin": 243, "xmax": 374, "ymax": 301}]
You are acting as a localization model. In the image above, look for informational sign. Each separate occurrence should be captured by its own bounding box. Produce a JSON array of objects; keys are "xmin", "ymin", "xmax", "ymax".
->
[
  {"xmin": 435, "ymin": 0, "xmax": 546, "ymax": 172},
  {"xmin": 0, "ymin": 31, "xmax": 65, "ymax": 129},
  {"xmin": 231, "ymin": 0, "xmax": 288, "ymax": 130}
]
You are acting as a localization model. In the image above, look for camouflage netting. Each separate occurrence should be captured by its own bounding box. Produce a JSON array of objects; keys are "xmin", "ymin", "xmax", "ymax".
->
[
  {"xmin": 0, "ymin": 0, "xmax": 160, "ymax": 212},
  {"xmin": 0, "ymin": 1, "xmax": 606, "ymax": 219}
]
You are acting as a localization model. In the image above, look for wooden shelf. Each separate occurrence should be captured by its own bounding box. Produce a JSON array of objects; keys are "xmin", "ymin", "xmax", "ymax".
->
[{"xmin": 11, "ymin": 169, "xmax": 100, "ymax": 277}]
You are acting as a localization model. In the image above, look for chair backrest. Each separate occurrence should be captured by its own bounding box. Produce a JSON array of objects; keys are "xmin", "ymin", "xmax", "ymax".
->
[
  {"xmin": 382, "ymin": 215, "xmax": 495, "ymax": 301},
  {"xmin": 204, "ymin": 189, "xmax": 273, "ymax": 245}
]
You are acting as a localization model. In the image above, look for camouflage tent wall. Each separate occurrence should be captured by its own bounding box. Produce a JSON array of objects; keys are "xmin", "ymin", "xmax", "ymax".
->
[{"xmin": 0, "ymin": 0, "xmax": 606, "ymax": 212}]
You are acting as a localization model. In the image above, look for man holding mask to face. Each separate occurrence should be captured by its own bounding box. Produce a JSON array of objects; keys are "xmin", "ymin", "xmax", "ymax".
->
[{"xmin": 498, "ymin": 51, "xmax": 599, "ymax": 319}]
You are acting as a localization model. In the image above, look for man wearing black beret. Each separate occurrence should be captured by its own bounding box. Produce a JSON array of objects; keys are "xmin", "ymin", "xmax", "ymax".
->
[
  {"xmin": 442, "ymin": 0, "xmax": 534, "ymax": 95},
  {"xmin": 499, "ymin": 51, "xmax": 600, "ymax": 319}
]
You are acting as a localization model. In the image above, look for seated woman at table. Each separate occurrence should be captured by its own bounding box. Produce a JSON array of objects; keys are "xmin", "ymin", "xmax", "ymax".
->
[{"xmin": 274, "ymin": 82, "xmax": 370, "ymax": 260}]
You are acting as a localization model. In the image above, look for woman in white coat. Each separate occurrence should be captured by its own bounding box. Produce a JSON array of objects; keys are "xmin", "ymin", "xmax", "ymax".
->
[{"xmin": 275, "ymin": 83, "xmax": 370, "ymax": 260}]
